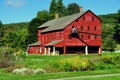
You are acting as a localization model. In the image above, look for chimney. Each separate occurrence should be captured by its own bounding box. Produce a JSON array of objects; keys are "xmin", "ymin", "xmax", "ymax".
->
[
  {"xmin": 79, "ymin": 6, "xmax": 83, "ymax": 13},
  {"xmin": 55, "ymin": 13, "xmax": 59, "ymax": 19}
]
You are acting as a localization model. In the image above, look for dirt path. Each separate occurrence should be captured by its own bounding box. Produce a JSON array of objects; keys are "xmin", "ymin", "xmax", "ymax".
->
[{"xmin": 49, "ymin": 73, "xmax": 120, "ymax": 80}]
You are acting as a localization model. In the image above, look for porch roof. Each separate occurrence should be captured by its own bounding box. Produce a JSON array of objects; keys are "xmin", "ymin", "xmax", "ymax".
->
[
  {"xmin": 45, "ymin": 40, "xmax": 63, "ymax": 46},
  {"xmin": 29, "ymin": 41, "xmax": 41, "ymax": 46}
]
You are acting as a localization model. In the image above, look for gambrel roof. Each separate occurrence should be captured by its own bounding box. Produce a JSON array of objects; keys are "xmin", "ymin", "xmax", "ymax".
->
[{"xmin": 38, "ymin": 10, "xmax": 89, "ymax": 33}]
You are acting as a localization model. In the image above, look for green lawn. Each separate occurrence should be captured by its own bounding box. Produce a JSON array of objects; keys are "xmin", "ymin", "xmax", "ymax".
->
[
  {"xmin": 0, "ymin": 53, "xmax": 120, "ymax": 80},
  {"xmin": 115, "ymin": 44, "xmax": 120, "ymax": 50},
  {"xmin": 0, "ymin": 69, "xmax": 120, "ymax": 80},
  {"xmin": 70, "ymin": 76, "xmax": 120, "ymax": 80}
]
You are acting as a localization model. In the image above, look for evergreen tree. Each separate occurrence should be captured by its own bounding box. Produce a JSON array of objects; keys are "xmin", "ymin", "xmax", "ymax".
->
[
  {"xmin": 49, "ymin": 0, "xmax": 66, "ymax": 17},
  {"xmin": 49, "ymin": 0, "xmax": 57, "ymax": 14},
  {"xmin": 67, "ymin": 3, "xmax": 80, "ymax": 15},
  {"xmin": 56, "ymin": 0, "xmax": 66, "ymax": 16}
]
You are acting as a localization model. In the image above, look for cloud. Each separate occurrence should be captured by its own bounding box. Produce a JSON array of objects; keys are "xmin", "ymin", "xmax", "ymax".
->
[{"xmin": 6, "ymin": 0, "xmax": 26, "ymax": 8}]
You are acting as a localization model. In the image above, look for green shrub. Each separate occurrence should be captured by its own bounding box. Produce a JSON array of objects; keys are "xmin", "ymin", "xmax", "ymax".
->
[
  {"xmin": 60, "ymin": 58, "xmax": 72, "ymax": 71},
  {"xmin": 13, "ymin": 50, "xmax": 26, "ymax": 60},
  {"xmin": 80, "ymin": 58, "xmax": 94, "ymax": 71},
  {"xmin": 101, "ymin": 55, "xmax": 116, "ymax": 64},
  {"xmin": 3, "ymin": 64, "xmax": 25, "ymax": 73},
  {"xmin": 0, "ymin": 59, "xmax": 15, "ymax": 68},
  {"xmin": 101, "ymin": 54, "xmax": 120, "ymax": 65},
  {"xmin": 49, "ymin": 57, "xmax": 94, "ymax": 72}
]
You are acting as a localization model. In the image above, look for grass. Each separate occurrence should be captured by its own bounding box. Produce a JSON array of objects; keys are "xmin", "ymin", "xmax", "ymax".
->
[
  {"xmin": 70, "ymin": 76, "xmax": 120, "ymax": 80},
  {"xmin": 0, "ymin": 53, "xmax": 120, "ymax": 80},
  {"xmin": 0, "ymin": 69, "xmax": 120, "ymax": 80},
  {"xmin": 115, "ymin": 44, "xmax": 120, "ymax": 50}
]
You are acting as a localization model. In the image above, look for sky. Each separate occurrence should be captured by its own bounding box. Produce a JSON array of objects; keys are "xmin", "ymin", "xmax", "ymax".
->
[{"xmin": 0, "ymin": 0, "xmax": 120, "ymax": 24}]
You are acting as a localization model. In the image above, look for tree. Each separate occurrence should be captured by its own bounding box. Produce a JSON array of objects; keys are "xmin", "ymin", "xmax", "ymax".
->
[
  {"xmin": 56, "ymin": 0, "xmax": 66, "ymax": 17},
  {"xmin": 49, "ymin": 0, "xmax": 57, "ymax": 14},
  {"xmin": 37, "ymin": 10, "xmax": 54, "ymax": 20},
  {"xmin": 67, "ymin": 3, "xmax": 80, "ymax": 15},
  {"xmin": 102, "ymin": 24, "xmax": 117, "ymax": 51},
  {"xmin": 26, "ymin": 18, "xmax": 42, "ymax": 45},
  {"xmin": 113, "ymin": 9, "xmax": 120, "ymax": 44},
  {"xmin": 117, "ymin": 9, "xmax": 120, "ymax": 23},
  {"xmin": 103, "ymin": 37, "xmax": 117, "ymax": 52},
  {"xmin": 49, "ymin": 0, "xmax": 66, "ymax": 17},
  {"xmin": 0, "ymin": 21, "xmax": 4, "ymax": 46},
  {"xmin": 113, "ymin": 24, "xmax": 120, "ymax": 44}
]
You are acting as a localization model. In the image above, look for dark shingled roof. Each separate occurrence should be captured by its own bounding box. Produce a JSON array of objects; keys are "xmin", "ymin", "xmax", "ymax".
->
[
  {"xmin": 38, "ymin": 10, "xmax": 88, "ymax": 33},
  {"xmin": 29, "ymin": 41, "xmax": 41, "ymax": 46},
  {"xmin": 45, "ymin": 40, "xmax": 63, "ymax": 46}
]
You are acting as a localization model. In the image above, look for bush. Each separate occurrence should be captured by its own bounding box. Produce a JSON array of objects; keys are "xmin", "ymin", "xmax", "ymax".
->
[
  {"xmin": 49, "ymin": 57, "xmax": 94, "ymax": 72},
  {"xmin": 101, "ymin": 54, "xmax": 120, "ymax": 65},
  {"xmin": 0, "ymin": 59, "xmax": 15, "ymax": 68},
  {"xmin": 13, "ymin": 50, "xmax": 26, "ymax": 60},
  {"xmin": 60, "ymin": 58, "xmax": 72, "ymax": 71},
  {"xmin": 3, "ymin": 64, "xmax": 25, "ymax": 73}
]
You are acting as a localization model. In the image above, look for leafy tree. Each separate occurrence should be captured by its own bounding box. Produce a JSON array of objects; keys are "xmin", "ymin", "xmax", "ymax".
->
[
  {"xmin": 113, "ymin": 9, "xmax": 120, "ymax": 44},
  {"xmin": 26, "ymin": 18, "xmax": 42, "ymax": 45},
  {"xmin": 103, "ymin": 37, "xmax": 117, "ymax": 52},
  {"xmin": 0, "ymin": 21, "xmax": 4, "ymax": 46},
  {"xmin": 117, "ymin": 9, "xmax": 120, "ymax": 23},
  {"xmin": 37, "ymin": 10, "xmax": 54, "ymax": 20},
  {"xmin": 102, "ymin": 24, "xmax": 117, "ymax": 51},
  {"xmin": 49, "ymin": 0, "xmax": 57, "ymax": 14},
  {"xmin": 113, "ymin": 24, "xmax": 120, "ymax": 44},
  {"xmin": 67, "ymin": 3, "xmax": 80, "ymax": 15},
  {"xmin": 0, "ymin": 21, "xmax": 3, "ymax": 37}
]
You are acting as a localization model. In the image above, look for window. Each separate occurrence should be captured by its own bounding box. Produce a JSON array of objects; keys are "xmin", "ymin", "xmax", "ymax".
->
[
  {"xmin": 88, "ymin": 26, "xmax": 90, "ymax": 31},
  {"xmin": 88, "ymin": 35, "xmax": 90, "ymax": 39},
  {"xmin": 54, "ymin": 32, "xmax": 56, "ymax": 39},
  {"xmin": 94, "ymin": 26, "xmax": 97, "ymax": 31},
  {"xmin": 81, "ymin": 35, "xmax": 83, "ymax": 39},
  {"xmin": 83, "ymin": 16, "xmax": 85, "ymax": 21},
  {"xmin": 50, "ymin": 36, "xmax": 52, "ymax": 41},
  {"xmin": 60, "ymin": 31, "xmax": 62, "ymax": 39},
  {"xmin": 94, "ymin": 35, "xmax": 97, "ymax": 39},
  {"xmin": 81, "ymin": 26, "xmax": 83, "ymax": 30},
  {"xmin": 46, "ymin": 36, "xmax": 48, "ymax": 41},
  {"xmin": 92, "ymin": 16, "xmax": 94, "ymax": 21}
]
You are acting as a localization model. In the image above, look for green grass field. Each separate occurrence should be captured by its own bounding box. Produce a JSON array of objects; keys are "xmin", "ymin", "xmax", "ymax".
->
[
  {"xmin": 0, "ymin": 53, "xmax": 120, "ymax": 80},
  {"xmin": 0, "ymin": 69, "xmax": 120, "ymax": 80}
]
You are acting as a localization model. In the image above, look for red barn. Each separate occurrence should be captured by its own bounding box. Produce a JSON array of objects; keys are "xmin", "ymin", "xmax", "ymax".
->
[{"xmin": 27, "ymin": 9, "xmax": 102, "ymax": 55}]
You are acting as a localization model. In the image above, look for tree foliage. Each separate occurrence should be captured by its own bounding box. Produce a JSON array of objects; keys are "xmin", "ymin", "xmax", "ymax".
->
[
  {"xmin": 26, "ymin": 18, "xmax": 42, "ymax": 45},
  {"xmin": 49, "ymin": 0, "xmax": 57, "ymax": 14},
  {"xmin": 102, "ymin": 24, "xmax": 117, "ymax": 51},
  {"xmin": 37, "ymin": 10, "xmax": 53, "ymax": 20},
  {"xmin": 117, "ymin": 9, "xmax": 120, "ymax": 23},
  {"xmin": 67, "ymin": 3, "xmax": 80, "ymax": 15},
  {"xmin": 113, "ymin": 24, "xmax": 120, "ymax": 44},
  {"xmin": 49, "ymin": 0, "xmax": 66, "ymax": 17},
  {"xmin": 0, "ymin": 21, "xmax": 4, "ymax": 46}
]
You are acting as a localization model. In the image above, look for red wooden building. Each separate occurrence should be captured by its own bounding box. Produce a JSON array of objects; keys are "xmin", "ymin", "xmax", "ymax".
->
[{"xmin": 27, "ymin": 9, "xmax": 102, "ymax": 55}]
